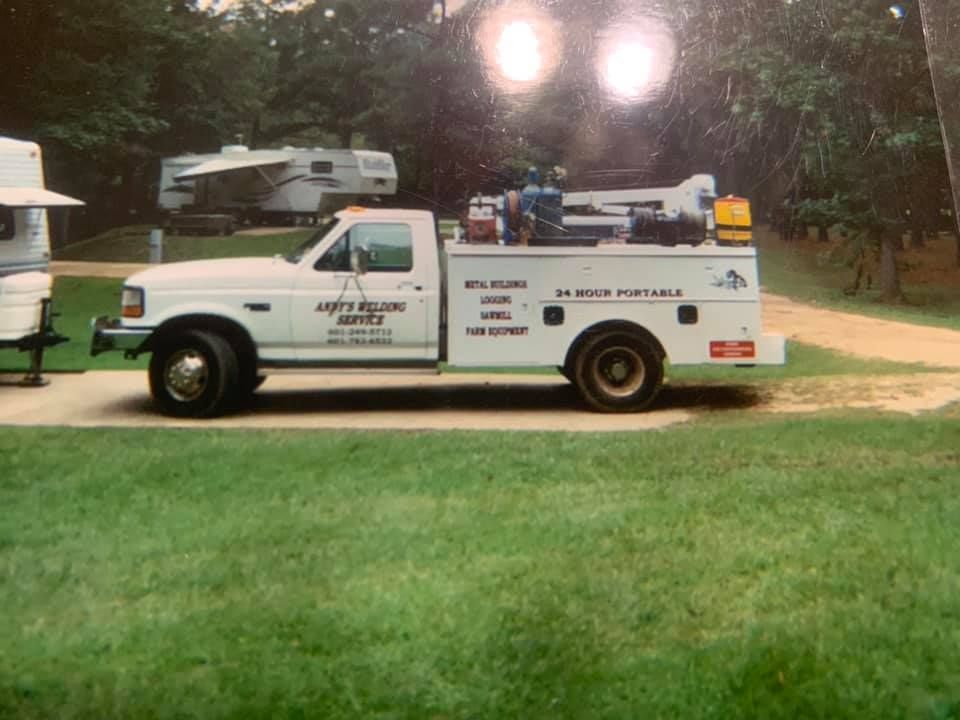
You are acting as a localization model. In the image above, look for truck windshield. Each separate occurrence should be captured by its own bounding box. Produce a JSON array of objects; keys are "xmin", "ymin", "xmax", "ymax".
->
[{"xmin": 285, "ymin": 218, "xmax": 341, "ymax": 264}]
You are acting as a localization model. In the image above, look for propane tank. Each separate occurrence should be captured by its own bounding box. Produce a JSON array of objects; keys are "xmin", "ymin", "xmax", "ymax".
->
[{"xmin": 714, "ymin": 196, "xmax": 753, "ymax": 246}]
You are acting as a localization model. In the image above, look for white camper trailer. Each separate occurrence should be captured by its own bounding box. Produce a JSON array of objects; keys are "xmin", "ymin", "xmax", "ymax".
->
[
  {"xmin": 0, "ymin": 137, "xmax": 84, "ymax": 277},
  {"xmin": 158, "ymin": 145, "xmax": 398, "ymax": 222},
  {"xmin": 157, "ymin": 151, "xmax": 217, "ymax": 212},
  {"xmin": 0, "ymin": 136, "xmax": 84, "ymax": 383}
]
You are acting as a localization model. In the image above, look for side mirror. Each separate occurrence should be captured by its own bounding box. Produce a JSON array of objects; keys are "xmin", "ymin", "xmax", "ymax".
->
[{"xmin": 350, "ymin": 247, "xmax": 369, "ymax": 275}]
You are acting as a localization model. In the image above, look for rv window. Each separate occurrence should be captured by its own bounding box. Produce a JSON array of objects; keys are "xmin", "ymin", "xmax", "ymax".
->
[
  {"xmin": 311, "ymin": 161, "xmax": 333, "ymax": 174},
  {"xmin": 352, "ymin": 224, "xmax": 413, "ymax": 273},
  {"xmin": 0, "ymin": 208, "xmax": 14, "ymax": 241}
]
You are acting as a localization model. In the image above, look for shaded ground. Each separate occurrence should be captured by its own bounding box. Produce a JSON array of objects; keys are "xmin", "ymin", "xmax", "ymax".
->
[
  {"xmin": 0, "ymin": 372, "xmax": 694, "ymax": 431},
  {"xmin": 1, "ymin": 370, "xmax": 959, "ymax": 431}
]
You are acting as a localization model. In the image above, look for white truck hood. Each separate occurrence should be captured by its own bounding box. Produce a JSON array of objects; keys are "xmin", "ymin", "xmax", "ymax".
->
[{"xmin": 126, "ymin": 257, "xmax": 298, "ymax": 290}]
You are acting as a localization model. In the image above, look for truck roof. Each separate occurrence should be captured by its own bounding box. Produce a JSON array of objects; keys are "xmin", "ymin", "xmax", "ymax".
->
[{"xmin": 335, "ymin": 207, "xmax": 434, "ymax": 221}]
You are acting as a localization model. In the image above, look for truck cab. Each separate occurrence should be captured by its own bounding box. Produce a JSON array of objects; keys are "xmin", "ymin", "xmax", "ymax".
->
[{"xmin": 93, "ymin": 208, "xmax": 444, "ymax": 415}]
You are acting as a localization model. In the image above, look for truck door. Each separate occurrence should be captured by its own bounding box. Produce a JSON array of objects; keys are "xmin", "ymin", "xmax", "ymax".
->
[{"xmin": 291, "ymin": 221, "xmax": 431, "ymax": 363}]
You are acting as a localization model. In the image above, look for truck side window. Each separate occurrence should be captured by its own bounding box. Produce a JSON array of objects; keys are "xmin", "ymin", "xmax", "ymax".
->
[
  {"xmin": 315, "ymin": 234, "xmax": 350, "ymax": 271},
  {"xmin": 353, "ymin": 223, "xmax": 413, "ymax": 273},
  {"xmin": 314, "ymin": 223, "xmax": 414, "ymax": 272},
  {"xmin": 0, "ymin": 208, "xmax": 14, "ymax": 240}
]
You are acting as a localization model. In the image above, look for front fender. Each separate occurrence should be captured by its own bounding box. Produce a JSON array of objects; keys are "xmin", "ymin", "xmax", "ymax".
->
[{"xmin": 136, "ymin": 298, "xmax": 253, "ymax": 336}]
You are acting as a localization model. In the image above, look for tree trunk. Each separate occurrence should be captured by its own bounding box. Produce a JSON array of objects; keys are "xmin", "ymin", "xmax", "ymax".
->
[
  {"xmin": 909, "ymin": 210, "xmax": 925, "ymax": 249},
  {"xmin": 249, "ymin": 113, "xmax": 262, "ymax": 148},
  {"xmin": 877, "ymin": 228, "xmax": 904, "ymax": 302},
  {"xmin": 954, "ymin": 224, "xmax": 960, "ymax": 268},
  {"xmin": 818, "ymin": 225, "xmax": 829, "ymax": 243}
]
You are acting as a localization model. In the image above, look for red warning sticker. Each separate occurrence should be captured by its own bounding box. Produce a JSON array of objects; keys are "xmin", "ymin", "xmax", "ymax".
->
[{"xmin": 710, "ymin": 341, "xmax": 756, "ymax": 359}]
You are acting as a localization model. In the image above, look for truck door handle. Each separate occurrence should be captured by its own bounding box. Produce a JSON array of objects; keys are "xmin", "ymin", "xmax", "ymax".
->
[{"xmin": 398, "ymin": 281, "xmax": 423, "ymax": 291}]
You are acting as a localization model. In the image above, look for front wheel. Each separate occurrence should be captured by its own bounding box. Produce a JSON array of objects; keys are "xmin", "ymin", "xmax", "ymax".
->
[
  {"xmin": 573, "ymin": 331, "xmax": 663, "ymax": 412},
  {"xmin": 149, "ymin": 329, "xmax": 239, "ymax": 418},
  {"xmin": 234, "ymin": 368, "xmax": 267, "ymax": 407}
]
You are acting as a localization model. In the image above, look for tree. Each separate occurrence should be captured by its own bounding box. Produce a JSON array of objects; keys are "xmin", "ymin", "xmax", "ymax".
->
[
  {"xmin": 918, "ymin": 0, "xmax": 960, "ymax": 266},
  {"xmin": 0, "ymin": 0, "xmax": 282, "ymax": 233},
  {"xmin": 659, "ymin": 0, "xmax": 947, "ymax": 302}
]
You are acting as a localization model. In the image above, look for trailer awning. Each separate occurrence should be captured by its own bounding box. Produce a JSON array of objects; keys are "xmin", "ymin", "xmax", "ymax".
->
[
  {"xmin": 174, "ymin": 152, "xmax": 293, "ymax": 181},
  {"xmin": 0, "ymin": 187, "xmax": 85, "ymax": 208}
]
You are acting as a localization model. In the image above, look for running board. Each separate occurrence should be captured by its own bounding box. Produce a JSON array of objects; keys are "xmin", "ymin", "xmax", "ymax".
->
[{"xmin": 258, "ymin": 360, "xmax": 439, "ymax": 376}]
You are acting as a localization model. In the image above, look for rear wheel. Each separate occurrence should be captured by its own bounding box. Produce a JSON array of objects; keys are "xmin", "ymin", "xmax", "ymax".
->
[
  {"xmin": 149, "ymin": 329, "xmax": 239, "ymax": 418},
  {"xmin": 573, "ymin": 330, "xmax": 663, "ymax": 412}
]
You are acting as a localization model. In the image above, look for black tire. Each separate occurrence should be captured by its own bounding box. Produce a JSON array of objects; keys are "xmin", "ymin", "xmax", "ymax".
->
[
  {"xmin": 148, "ymin": 329, "xmax": 239, "ymax": 418},
  {"xmin": 573, "ymin": 330, "xmax": 663, "ymax": 413}
]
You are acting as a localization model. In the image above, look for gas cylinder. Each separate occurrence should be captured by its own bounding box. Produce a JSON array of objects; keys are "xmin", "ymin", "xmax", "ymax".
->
[{"xmin": 714, "ymin": 196, "xmax": 753, "ymax": 246}]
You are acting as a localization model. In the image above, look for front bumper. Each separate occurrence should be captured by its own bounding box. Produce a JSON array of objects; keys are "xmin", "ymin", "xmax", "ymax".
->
[{"xmin": 90, "ymin": 316, "xmax": 153, "ymax": 358}]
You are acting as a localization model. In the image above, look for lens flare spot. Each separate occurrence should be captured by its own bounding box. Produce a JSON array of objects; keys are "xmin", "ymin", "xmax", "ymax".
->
[
  {"xmin": 596, "ymin": 17, "xmax": 676, "ymax": 104},
  {"xmin": 605, "ymin": 42, "xmax": 655, "ymax": 99},
  {"xmin": 496, "ymin": 21, "xmax": 542, "ymax": 83}
]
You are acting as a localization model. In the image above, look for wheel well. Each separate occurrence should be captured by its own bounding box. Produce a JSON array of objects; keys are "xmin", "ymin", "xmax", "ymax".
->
[
  {"xmin": 563, "ymin": 321, "xmax": 666, "ymax": 374},
  {"xmin": 148, "ymin": 315, "xmax": 257, "ymax": 372}
]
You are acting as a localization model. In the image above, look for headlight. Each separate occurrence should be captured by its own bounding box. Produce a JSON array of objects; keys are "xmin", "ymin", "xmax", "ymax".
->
[{"xmin": 121, "ymin": 286, "xmax": 145, "ymax": 318}]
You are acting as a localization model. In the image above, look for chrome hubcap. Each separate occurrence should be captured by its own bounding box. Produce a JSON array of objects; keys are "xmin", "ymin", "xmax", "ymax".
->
[
  {"xmin": 593, "ymin": 346, "xmax": 645, "ymax": 398},
  {"xmin": 164, "ymin": 350, "xmax": 209, "ymax": 402}
]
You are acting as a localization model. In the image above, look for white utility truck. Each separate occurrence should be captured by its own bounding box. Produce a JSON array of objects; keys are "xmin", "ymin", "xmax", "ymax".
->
[
  {"xmin": 92, "ymin": 206, "xmax": 784, "ymax": 417},
  {"xmin": 1, "ymin": 137, "xmax": 85, "ymax": 383}
]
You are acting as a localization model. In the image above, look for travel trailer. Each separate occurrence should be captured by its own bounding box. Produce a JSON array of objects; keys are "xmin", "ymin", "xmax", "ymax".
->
[
  {"xmin": 0, "ymin": 137, "xmax": 84, "ymax": 277},
  {"xmin": 0, "ymin": 136, "xmax": 84, "ymax": 383},
  {"xmin": 158, "ymin": 145, "xmax": 398, "ymax": 223}
]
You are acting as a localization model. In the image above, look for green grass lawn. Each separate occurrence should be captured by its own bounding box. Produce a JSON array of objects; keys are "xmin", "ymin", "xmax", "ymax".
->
[
  {"xmin": 757, "ymin": 229, "xmax": 960, "ymax": 331},
  {"xmin": 54, "ymin": 225, "xmax": 312, "ymax": 263},
  {"xmin": 2, "ymin": 419, "xmax": 960, "ymax": 719},
  {"xmin": 1, "ymin": 276, "xmax": 939, "ymax": 377}
]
